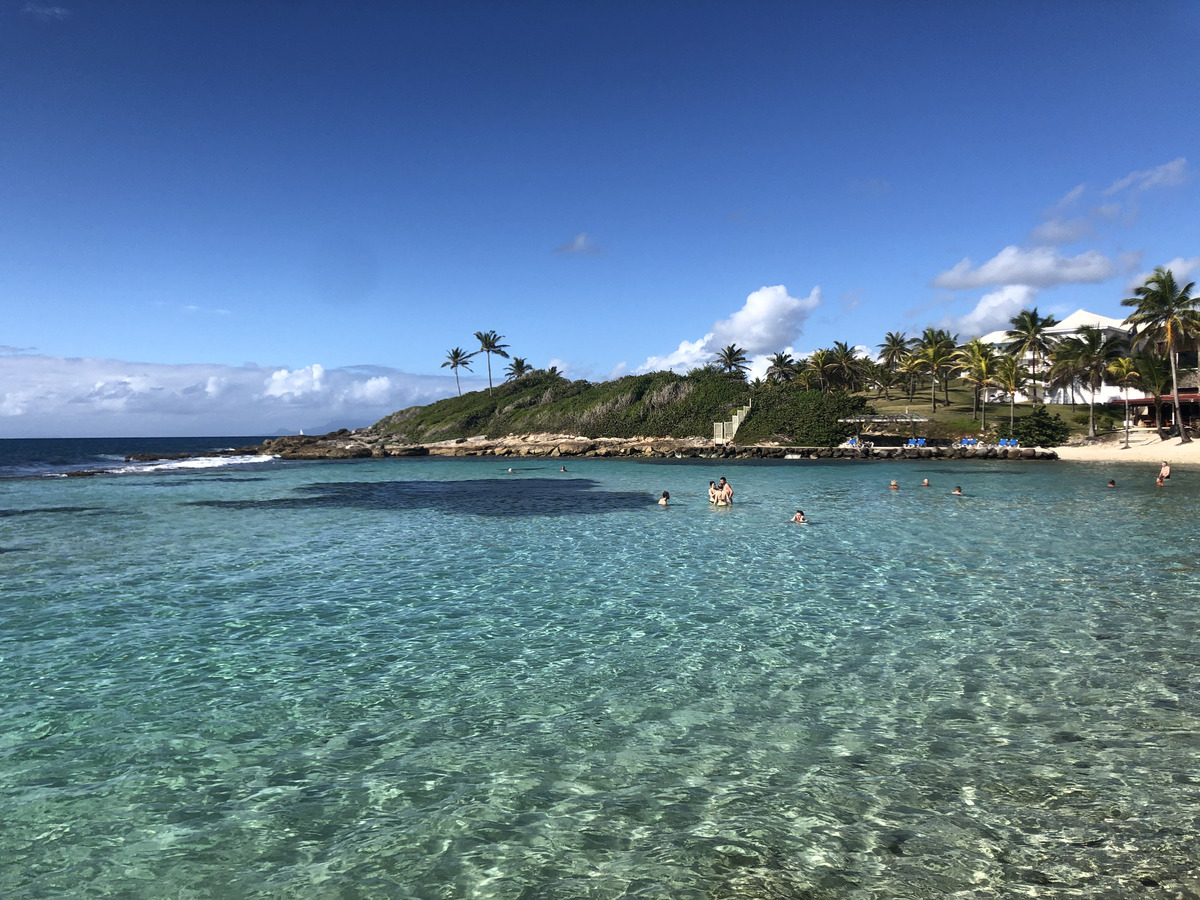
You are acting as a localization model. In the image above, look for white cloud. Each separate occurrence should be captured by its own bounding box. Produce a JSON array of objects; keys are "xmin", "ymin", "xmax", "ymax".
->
[
  {"xmin": 635, "ymin": 285, "xmax": 821, "ymax": 374},
  {"xmin": 1160, "ymin": 256, "xmax": 1200, "ymax": 281},
  {"xmin": 0, "ymin": 356, "xmax": 471, "ymax": 438},
  {"xmin": 1103, "ymin": 157, "xmax": 1187, "ymax": 196},
  {"xmin": 265, "ymin": 363, "xmax": 326, "ymax": 398},
  {"xmin": 22, "ymin": 4, "xmax": 70, "ymax": 21},
  {"xmin": 555, "ymin": 232, "xmax": 600, "ymax": 255},
  {"xmin": 932, "ymin": 246, "xmax": 1116, "ymax": 290},
  {"xmin": 942, "ymin": 285, "xmax": 1039, "ymax": 338},
  {"xmin": 1027, "ymin": 217, "xmax": 1091, "ymax": 245}
]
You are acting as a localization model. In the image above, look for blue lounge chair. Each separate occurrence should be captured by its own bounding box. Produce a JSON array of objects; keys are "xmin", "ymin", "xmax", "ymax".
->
[{"xmin": 917, "ymin": 438, "xmax": 926, "ymax": 447}]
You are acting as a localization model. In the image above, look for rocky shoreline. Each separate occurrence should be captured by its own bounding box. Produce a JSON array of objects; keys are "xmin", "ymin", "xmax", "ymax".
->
[{"xmin": 210, "ymin": 430, "xmax": 1060, "ymax": 462}]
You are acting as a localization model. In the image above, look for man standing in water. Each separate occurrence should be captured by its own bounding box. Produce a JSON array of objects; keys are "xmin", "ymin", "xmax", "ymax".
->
[{"xmin": 1160, "ymin": 461, "xmax": 1171, "ymax": 482}]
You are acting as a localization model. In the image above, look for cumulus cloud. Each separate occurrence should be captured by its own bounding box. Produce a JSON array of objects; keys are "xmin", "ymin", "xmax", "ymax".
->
[
  {"xmin": 942, "ymin": 285, "xmax": 1039, "ymax": 338},
  {"xmin": 1127, "ymin": 256, "xmax": 1200, "ymax": 290},
  {"xmin": 635, "ymin": 285, "xmax": 821, "ymax": 374},
  {"xmin": 555, "ymin": 232, "xmax": 600, "ymax": 255},
  {"xmin": 1103, "ymin": 157, "xmax": 1187, "ymax": 196},
  {"xmin": 0, "ymin": 356, "xmax": 472, "ymax": 438},
  {"xmin": 932, "ymin": 246, "xmax": 1116, "ymax": 290}
]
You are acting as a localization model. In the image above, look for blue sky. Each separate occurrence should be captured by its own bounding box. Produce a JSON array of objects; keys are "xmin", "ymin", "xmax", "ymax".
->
[{"xmin": 3, "ymin": 1, "xmax": 1198, "ymax": 437}]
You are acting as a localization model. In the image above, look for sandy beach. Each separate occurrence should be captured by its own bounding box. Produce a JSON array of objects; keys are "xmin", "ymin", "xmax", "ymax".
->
[{"xmin": 1052, "ymin": 430, "xmax": 1200, "ymax": 465}]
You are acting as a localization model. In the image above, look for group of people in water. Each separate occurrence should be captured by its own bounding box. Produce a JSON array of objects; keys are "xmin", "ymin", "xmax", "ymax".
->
[
  {"xmin": 650, "ymin": 459, "xmax": 1177, "ymax": 513},
  {"xmin": 705, "ymin": 477, "xmax": 734, "ymax": 506}
]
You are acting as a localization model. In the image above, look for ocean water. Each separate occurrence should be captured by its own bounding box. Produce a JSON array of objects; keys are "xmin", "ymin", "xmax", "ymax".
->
[{"xmin": 2, "ymin": 440, "xmax": 1198, "ymax": 898}]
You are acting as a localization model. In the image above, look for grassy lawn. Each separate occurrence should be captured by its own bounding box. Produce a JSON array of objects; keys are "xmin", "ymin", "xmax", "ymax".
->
[{"xmin": 857, "ymin": 385, "xmax": 1104, "ymax": 442}]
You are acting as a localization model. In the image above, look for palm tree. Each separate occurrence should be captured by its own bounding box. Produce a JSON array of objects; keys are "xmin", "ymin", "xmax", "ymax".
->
[
  {"xmin": 714, "ymin": 344, "xmax": 749, "ymax": 379},
  {"xmin": 898, "ymin": 350, "xmax": 923, "ymax": 402},
  {"xmin": 917, "ymin": 340, "xmax": 956, "ymax": 412},
  {"xmin": 1004, "ymin": 308, "xmax": 1060, "ymax": 403},
  {"xmin": 1108, "ymin": 356, "xmax": 1138, "ymax": 449},
  {"xmin": 473, "ymin": 330, "xmax": 511, "ymax": 394},
  {"xmin": 765, "ymin": 351, "xmax": 796, "ymax": 384},
  {"xmin": 806, "ymin": 349, "xmax": 834, "ymax": 393},
  {"xmin": 917, "ymin": 327, "xmax": 958, "ymax": 405},
  {"xmin": 1056, "ymin": 325, "xmax": 1126, "ymax": 437},
  {"xmin": 993, "ymin": 355, "xmax": 1030, "ymax": 430},
  {"xmin": 955, "ymin": 338, "xmax": 999, "ymax": 429},
  {"xmin": 1047, "ymin": 339, "xmax": 1086, "ymax": 413},
  {"xmin": 441, "ymin": 347, "xmax": 475, "ymax": 396},
  {"xmin": 1132, "ymin": 350, "xmax": 1171, "ymax": 441},
  {"xmin": 830, "ymin": 341, "xmax": 863, "ymax": 391},
  {"xmin": 1122, "ymin": 267, "xmax": 1199, "ymax": 443},
  {"xmin": 878, "ymin": 331, "xmax": 914, "ymax": 373},
  {"xmin": 505, "ymin": 357, "xmax": 533, "ymax": 380}
]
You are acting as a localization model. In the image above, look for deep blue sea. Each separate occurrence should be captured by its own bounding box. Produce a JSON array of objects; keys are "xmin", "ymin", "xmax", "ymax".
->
[{"xmin": 2, "ymin": 438, "xmax": 1198, "ymax": 898}]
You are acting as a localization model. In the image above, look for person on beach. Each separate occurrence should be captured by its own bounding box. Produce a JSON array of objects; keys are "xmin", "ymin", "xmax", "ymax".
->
[
  {"xmin": 791, "ymin": 509, "xmax": 808, "ymax": 524},
  {"xmin": 889, "ymin": 479, "xmax": 899, "ymax": 490},
  {"xmin": 1160, "ymin": 461, "xmax": 1171, "ymax": 481},
  {"xmin": 658, "ymin": 491, "xmax": 669, "ymax": 506},
  {"xmin": 951, "ymin": 485, "xmax": 963, "ymax": 495}
]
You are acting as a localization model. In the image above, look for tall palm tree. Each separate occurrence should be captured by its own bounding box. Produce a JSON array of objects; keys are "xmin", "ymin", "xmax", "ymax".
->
[
  {"xmin": 993, "ymin": 355, "xmax": 1030, "ymax": 430},
  {"xmin": 473, "ymin": 330, "xmax": 511, "ymax": 394},
  {"xmin": 917, "ymin": 340, "xmax": 956, "ymax": 412},
  {"xmin": 505, "ymin": 356, "xmax": 533, "ymax": 380},
  {"xmin": 1004, "ymin": 308, "xmax": 1060, "ymax": 403},
  {"xmin": 1056, "ymin": 325, "xmax": 1126, "ymax": 437},
  {"xmin": 877, "ymin": 331, "xmax": 914, "ymax": 374},
  {"xmin": 1132, "ymin": 350, "xmax": 1171, "ymax": 441},
  {"xmin": 765, "ymin": 351, "xmax": 796, "ymax": 384},
  {"xmin": 441, "ymin": 347, "xmax": 475, "ymax": 396},
  {"xmin": 1122, "ymin": 267, "xmax": 1199, "ymax": 443},
  {"xmin": 955, "ymin": 338, "xmax": 999, "ymax": 428},
  {"xmin": 1108, "ymin": 356, "xmax": 1139, "ymax": 449},
  {"xmin": 917, "ymin": 327, "xmax": 958, "ymax": 405}
]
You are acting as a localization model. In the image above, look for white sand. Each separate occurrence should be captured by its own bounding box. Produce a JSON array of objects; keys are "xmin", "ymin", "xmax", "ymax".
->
[{"xmin": 1052, "ymin": 430, "xmax": 1200, "ymax": 465}]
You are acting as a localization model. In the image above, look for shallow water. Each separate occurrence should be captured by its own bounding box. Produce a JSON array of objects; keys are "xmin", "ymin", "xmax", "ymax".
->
[{"xmin": 2, "ymin": 451, "xmax": 1198, "ymax": 898}]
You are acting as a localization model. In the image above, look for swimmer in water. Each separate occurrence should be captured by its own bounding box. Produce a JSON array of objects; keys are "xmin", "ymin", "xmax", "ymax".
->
[{"xmin": 791, "ymin": 509, "xmax": 808, "ymax": 524}]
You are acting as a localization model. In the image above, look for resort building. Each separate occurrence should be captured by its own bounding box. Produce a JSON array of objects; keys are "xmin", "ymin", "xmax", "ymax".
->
[{"xmin": 979, "ymin": 308, "xmax": 1133, "ymax": 406}]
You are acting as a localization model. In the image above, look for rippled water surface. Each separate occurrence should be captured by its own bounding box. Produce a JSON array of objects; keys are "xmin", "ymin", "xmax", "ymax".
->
[{"xmin": 2, "ymin": 452, "xmax": 1198, "ymax": 898}]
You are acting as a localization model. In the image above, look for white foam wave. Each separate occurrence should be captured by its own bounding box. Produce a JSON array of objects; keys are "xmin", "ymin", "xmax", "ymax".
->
[{"xmin": 112, "ymin": 454, "xmax": 280, "ymax": 474}]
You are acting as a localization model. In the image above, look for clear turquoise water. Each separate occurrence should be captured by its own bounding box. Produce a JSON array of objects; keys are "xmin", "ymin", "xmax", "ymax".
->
[{"xmin": 2, "ymin": 451, "xmax": 1198, "ymax": 898}]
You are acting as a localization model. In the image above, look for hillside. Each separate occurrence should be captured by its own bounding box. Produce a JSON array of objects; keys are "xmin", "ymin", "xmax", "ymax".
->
[{"xmin": 368, "ymin": 368, "xmax": 872, "ymax": 447}]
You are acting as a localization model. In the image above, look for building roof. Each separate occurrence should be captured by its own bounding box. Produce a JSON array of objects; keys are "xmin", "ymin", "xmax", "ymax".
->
[{"xmin": 979, "ymin": 309, "xmax": 1131, "ymax": 345}]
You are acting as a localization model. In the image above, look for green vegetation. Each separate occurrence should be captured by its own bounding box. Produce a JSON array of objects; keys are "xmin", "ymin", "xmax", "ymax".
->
[
  {"xmin": 373, "ymin": 367, "xmax": 870, "ymax": 447},
  {"xmin": 411, "ymin": 269, "xmax": 1198, "ymax": 448}
]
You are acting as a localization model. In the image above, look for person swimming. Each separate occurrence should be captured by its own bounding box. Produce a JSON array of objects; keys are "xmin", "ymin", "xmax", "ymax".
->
[
  {"xmin": 791, "ymin": 509, "xmax": 808, "ymax": 524},
  {"xmin": 889, "ymin": 479, "xmax": 899, "ymax": 490},
  {"xmin": 658, "ymin": 491, "xmax": 669, "ymax": 506},
  {"xmin": 951, "ymin": 485, "xmax": 963, "ymax": 495}
]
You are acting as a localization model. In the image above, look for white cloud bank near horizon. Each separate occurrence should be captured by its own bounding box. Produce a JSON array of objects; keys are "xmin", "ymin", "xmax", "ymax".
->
[{"xmin": 0, "ymin": 355, "xmax": 472, "ymax": 438}]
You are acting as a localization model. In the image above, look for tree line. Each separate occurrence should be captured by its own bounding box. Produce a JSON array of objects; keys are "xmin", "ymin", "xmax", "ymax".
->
[{"xmin": 444, "ymin": 267, "xmax": 1198, "ymax": 443}]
